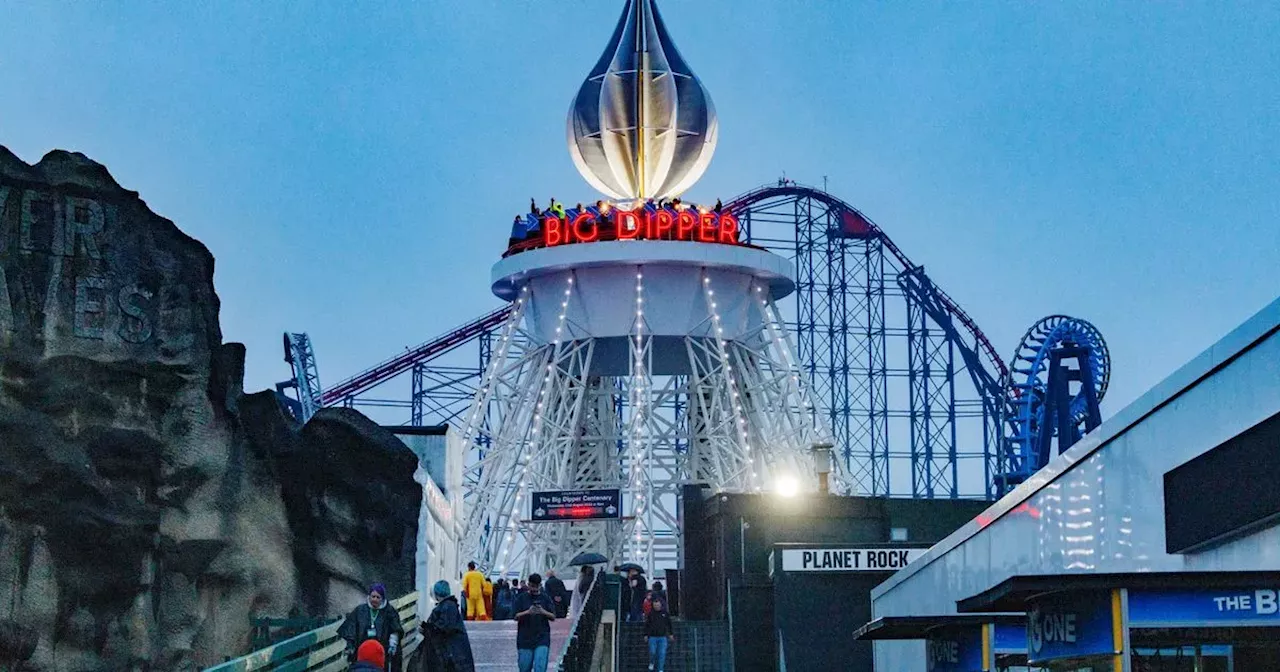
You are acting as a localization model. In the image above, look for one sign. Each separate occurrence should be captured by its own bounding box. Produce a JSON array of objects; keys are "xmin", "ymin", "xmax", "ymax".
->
[
  {"xmin": 1026, "ymin": 591, "xmax": 1116, "ymax": 664},
  {"xmin": 1129, "ymin": 588, "xmax": 1280, "ymax": 628},
  {"xmin": 779, "ymin": 547, "xmax": 926, "ymax": 572},
  {"xmin": 542, "ymin": 207, "xmax": 741, "ymax": 247},
  {"xmin": 530, "ymin": 489, "xmax": 621, "ymax": 522},
  {"xmin": 926, "ymin": 627, "xmax": 983, "ymax": 672}
]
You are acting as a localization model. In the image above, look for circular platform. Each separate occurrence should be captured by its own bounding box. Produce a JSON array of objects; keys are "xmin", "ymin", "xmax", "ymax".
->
[
  {"xmin": 491, "ymin": 240, "xmax": 795, "ymax": 350},
  {"xmin": 491, "ymin": 239, "xmax": 795, "ymax": 301}
]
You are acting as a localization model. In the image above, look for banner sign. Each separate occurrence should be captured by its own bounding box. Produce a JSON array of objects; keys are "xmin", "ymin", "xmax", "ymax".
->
[
  {"xmin": 530, "ymin": 489, "xmax": 621, "ymax": 522},
  {"xmin": 1026, "ymin": 591, "xmax": 1116, "ymax": 664},
  {"xmin": 992, "ymin": 623, "xmax": 1026, "ymax": 654},
  {"xmin": 778, "ymin": 547, "xmax": 926, "ymax": 572},
  {"xmin": 1129, "ymin": 588, "xmax": 1280, "ymax": 627},
  {"xmin": 926, "ymin": 626, "xmax": 984, "ymax": 672}
]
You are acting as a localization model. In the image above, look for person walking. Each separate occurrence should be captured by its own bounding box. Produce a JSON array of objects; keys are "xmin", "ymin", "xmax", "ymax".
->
[
  {"xmin": 461, "ymin": 562, "xmax": 487, "ymax": 621},
  {"xmin": 482, "ymin": 576, "xmax": 494, "ymax": 622},
  {"xmin": 627, "ymin": 569, "xmax": 648, "ymax": 623},
  {"xmin": 512, "ymin": 573, "xmax": 557, "ymax": 672},
  {"xmin": 351, "ymin": 640, "xmax": 387, "ymax": 672},
  {"xmin": 543, "ymin": 570, "xmax": 567, "ymax": 618},
  {"xmin": 569, "ymin": 565, "xmax": 595, "ymax": 621},
  {"xmin": 338, "ymin": 583, "xmax": 404, "ymax": 671},
  {"xmin": 494, "ymin": 579, "xmax": 513, "ymax": 621},
  {"xmin": 643, "ymin": 595, "xmax": 674, "ymax": 672},
  {"xmin": 420, "ymin": 580, "xmax": 475, "ymax": 672}
]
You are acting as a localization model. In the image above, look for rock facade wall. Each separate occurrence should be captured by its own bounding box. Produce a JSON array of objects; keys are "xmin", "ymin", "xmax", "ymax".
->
[{"xmin": 0, "ymin": 148, "xmax": 420, "ymax": 671}]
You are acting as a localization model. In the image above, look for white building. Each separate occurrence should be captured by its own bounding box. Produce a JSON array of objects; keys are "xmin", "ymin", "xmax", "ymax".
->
[
  {"xmin": 389, "ymin": 425, "xmax": 465, "ymax": 622},
  {"xmin": 868, "ymin": 296, "xmax": 1280, "ymax": 671}
]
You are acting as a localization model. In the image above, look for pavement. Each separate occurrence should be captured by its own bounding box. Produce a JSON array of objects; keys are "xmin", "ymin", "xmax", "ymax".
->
[{"xmin": 467, "ymin": 618, "xmax": 574, "ymax": 670}]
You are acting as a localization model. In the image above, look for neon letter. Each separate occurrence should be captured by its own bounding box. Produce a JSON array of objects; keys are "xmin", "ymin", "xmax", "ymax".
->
[
  {"xmin": 698, "ymin": 212, "xmax": 717, "ymax": 242},
  {"xmin": 572, "ymin": 213, "xmax": 598, "ymax": 242},
  {"xmin": 544, "ymin": 216, "xmax": 564, "ymax": 246},
  {"xmin": 718, "ymin": 213, "xmax": 739, "ymax": 243},
  {"xmin": 676, "ymin": 210, "xmax": 697, "ymax": 240},
  {"xmin": 653, "ymin": 210, "xmax": 675, "ymax": 239},
  {"xmin": 616, "ymin": 210, "xmax": 641, "ymax": 239}
]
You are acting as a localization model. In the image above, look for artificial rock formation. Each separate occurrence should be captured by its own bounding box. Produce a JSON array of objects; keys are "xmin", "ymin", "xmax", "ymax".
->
[{"xmin": 0, "ymin": 147, "xmax": 420, "ymax": 671}]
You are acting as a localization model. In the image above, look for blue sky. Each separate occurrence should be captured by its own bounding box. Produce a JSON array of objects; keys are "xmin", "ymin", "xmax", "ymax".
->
[{"xmin": 2, "ymin": 1, "xmax": 1277, "ymax": 418}]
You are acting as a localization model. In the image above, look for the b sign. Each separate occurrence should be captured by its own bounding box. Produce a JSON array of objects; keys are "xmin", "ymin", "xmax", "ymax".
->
[
  {"xmin": 530, "ymin": 489, "xmax": 621, "ymax": 522},
  {"xmin": 779, "ymin": 547, "xmax": 926, "ymax": 572},
  {"xmin": 1128, "ymin": 588, "xmax": 1280, "ymax": 627}
]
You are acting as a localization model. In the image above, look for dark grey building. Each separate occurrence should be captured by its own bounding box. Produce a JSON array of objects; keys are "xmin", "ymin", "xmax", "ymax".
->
[{"xmin": 677, "ymin": 486, "xmax": 988, "ymax": 671}]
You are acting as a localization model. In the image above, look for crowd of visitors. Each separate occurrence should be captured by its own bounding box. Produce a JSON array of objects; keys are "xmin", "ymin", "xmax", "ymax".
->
[{"xmin": 336, "ymin": 562, "xmax": 672, "ymax": 672}]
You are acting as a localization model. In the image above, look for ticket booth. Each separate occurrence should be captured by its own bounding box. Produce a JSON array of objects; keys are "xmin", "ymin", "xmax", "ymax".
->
[
  {"xmin": 853, "ymin": 615, "xmax": 1026, "ymax": 671},
  {"xmin": 956, "ymin": 571, "xmax": 1280, "ymax": 671}
]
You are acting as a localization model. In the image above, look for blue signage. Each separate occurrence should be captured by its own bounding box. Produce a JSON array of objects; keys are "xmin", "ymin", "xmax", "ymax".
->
[
  {"xmin": 992, "ymin": 623, "xmax": 1025, "ymax": 654},
  {"xmin": 1129, "ymin": 588, "xmax": 1280, "ymax": 627},
  {"xmin": 1026, "ymin": 591, "xmax": 1116, "ymax": 664},
  {"xmin": 926, "ymin": 627, "xmax": 983, "ymax": 672}
]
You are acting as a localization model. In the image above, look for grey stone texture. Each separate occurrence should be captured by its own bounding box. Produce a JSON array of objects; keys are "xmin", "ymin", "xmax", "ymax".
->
[{"xmin": 0, "ymin": 148, "xmax": 420, "ymax": 671}]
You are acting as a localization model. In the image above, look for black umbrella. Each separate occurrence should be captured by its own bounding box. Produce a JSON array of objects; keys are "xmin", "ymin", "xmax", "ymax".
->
[
  {"xmin": 617, "ymin": 562, "xmax": 645, "ymax": 573},
  {"xmin": 568, "ymin": 552, "xmax": 608, "ymax": 566}
]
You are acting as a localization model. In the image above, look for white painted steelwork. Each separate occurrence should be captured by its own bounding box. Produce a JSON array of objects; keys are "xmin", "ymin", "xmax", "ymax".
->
[{"xmin": 459, "ymin": 241, "xmax": 842, "ymax": 575}]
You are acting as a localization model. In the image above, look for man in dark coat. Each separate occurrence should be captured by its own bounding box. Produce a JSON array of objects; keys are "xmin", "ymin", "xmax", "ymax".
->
[
  {"xmin": 339, "ymin": 582, "xmax": 405, "ymax": 671},
  {"xmin": 421, "ymin": 580, "xmax": 476, "ymax": 672},
  {"xmin": 543, "ymin": 570, "xmax": 568, "ymax": 618}
]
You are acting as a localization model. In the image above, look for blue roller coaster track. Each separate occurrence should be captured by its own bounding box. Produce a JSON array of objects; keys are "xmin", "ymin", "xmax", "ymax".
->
[
  {"xmin": 281, "ymin": 183, "xmax": 1110, "ymax": 500},
  {"xmin": 997, "ymin": 315, "xmax": 1110, "ymax": 491}
]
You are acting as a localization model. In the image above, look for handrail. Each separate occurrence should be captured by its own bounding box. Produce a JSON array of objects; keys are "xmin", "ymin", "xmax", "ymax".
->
[
  {"xmin": 554, "ymin": 573, "xmax": 605, "ymax": 672},
  {"xmin": 203, "ymin": 592, "xmax": 422, "ymax": 672}
]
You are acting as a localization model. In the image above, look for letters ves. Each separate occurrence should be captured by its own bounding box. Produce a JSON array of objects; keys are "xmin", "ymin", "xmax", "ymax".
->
[{"xmin": 0, "ymin": 185, "xmax": 152, "ymax": 342}]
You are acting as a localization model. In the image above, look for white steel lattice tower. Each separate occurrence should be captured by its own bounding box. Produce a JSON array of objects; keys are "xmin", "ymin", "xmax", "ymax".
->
[
  {"xmin": 457, "ymin": 0, "xmax": 842, "ymax": 575},
  {"xmin": 457, "ymin": 240, "xmax": 844, "ymax": 575}
]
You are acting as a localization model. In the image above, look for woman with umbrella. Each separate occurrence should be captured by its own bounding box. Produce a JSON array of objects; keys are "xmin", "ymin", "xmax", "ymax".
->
[
  {"xmin": 567, "ymin": 552, "xmax": 606, "ymax": 621},
  {"xmin": 616, "ymin": 563, "xmax": 647, "ymax": 623}
]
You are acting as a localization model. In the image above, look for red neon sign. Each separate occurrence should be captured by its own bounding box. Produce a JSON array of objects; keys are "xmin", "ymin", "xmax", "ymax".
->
[{"xmin": 542, "ymin": 207, "xmax": 740, "ymax": 247}]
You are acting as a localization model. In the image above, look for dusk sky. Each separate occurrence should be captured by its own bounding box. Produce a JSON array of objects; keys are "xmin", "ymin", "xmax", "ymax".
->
[{"xmin": 2, "ymin": 1, "xmax": 1277, "ymax": 419}]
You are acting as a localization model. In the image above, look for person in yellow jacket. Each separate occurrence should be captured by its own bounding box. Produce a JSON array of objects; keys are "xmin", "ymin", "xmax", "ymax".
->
[
  {"xmin": 482, "ymin": 577, "xmax": 494, "ymax": 622},
  {"xmin": 461, "ymin": 562, "xmax": 487, "ymax": 621}
]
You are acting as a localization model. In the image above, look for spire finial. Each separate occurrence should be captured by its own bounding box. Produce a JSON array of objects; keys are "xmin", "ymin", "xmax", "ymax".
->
[{"xmin": 567, "ymin": 0, "xmax": 718, "ymax": 201}]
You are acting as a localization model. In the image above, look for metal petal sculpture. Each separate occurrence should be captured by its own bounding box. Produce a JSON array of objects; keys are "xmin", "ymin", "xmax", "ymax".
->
[{"xmin": 567, "ymin": 0, "xmax": 718, "ymax": 201}]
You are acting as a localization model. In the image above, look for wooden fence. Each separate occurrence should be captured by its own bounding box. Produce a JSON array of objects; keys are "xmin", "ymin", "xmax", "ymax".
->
[{"xmin": 203, "ymin": 593, "xmax": 421, "ymax": 672}]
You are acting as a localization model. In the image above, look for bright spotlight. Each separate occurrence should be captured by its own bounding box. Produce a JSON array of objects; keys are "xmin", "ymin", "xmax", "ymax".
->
[{"xmin": 776, "ymin": 475, "xmax": 799, "ymax": 498}]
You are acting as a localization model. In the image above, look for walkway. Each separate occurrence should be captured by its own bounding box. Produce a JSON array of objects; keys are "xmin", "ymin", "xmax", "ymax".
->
[{"xmin": 467, "ymin": 618, "xmax": 574, "ymax": 670}]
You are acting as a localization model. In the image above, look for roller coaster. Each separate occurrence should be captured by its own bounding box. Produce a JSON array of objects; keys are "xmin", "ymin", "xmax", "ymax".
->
[{"xmin": 280, "ymin": 182, "xmax": 1110, "ymax": 500}]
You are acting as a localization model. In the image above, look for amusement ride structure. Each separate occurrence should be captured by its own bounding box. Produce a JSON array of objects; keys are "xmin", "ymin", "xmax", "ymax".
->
[{"xmin": 277, "ymin": 0, "xmax": 1114, "ymax": 573}]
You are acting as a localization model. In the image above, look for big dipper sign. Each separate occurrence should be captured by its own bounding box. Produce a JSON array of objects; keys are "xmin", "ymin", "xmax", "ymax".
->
[{"xmin": 543, "ymin": 206, "xmax": 741, "ymax": 247}]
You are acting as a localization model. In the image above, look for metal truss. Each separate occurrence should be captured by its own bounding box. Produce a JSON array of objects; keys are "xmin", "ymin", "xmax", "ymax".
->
[
  {"xmin": 456, "ymin": 268, "xmax": 834, "ymax": 575},
  {"xmin": 278, "ymin": 333, "xmax": 324, "ymax": 422},
  {"xmin": 729, "ymin": 183, "xmax": 1008, "ymax": 499},
  {"xmin": 297, "ymin": 183, "xmax": 1015, "ymax": 509}
]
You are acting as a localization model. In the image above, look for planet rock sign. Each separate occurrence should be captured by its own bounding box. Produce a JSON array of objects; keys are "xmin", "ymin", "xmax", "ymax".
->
[{"xmin": 567, "ymin": 0, "xmax": 718, "ymax": 201}]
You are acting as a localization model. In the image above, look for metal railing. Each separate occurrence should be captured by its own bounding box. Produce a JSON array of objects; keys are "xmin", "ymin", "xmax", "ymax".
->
[
  {"xmin": 204, "ymin": 593, "xmax": 422, "ymax": 672},
  {"xmin": 554, "ymin": 573, "xmax": 609, "ymax": 672}
]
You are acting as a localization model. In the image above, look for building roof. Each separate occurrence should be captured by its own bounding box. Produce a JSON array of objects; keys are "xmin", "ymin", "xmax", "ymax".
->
[
  {"xmin": 872, "ymin": 295, "xmax": 1280, "ymax": 601},
  {"xmin": 956, "ymin": 571, "xmax": 1280, "ymax": 613},
  {"xmin": 853, "ymin": 614, "xmax": 1024, "ymax": 641}
]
